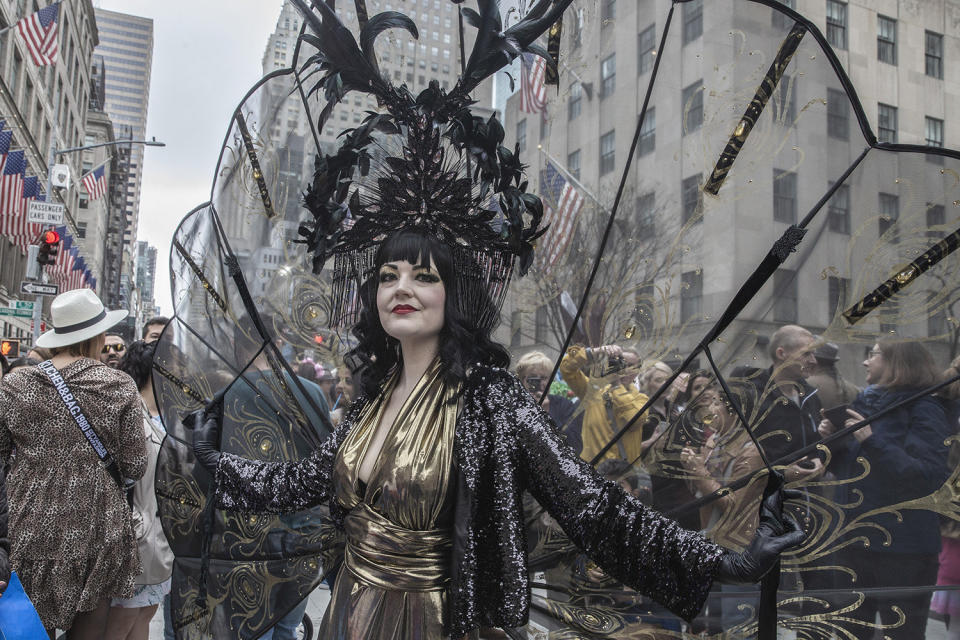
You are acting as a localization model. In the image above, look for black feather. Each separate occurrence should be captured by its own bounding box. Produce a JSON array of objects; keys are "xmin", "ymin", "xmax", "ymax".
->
[{"xmin": 360, "ymin": 12, "xmax": 419, "ymax": 69}]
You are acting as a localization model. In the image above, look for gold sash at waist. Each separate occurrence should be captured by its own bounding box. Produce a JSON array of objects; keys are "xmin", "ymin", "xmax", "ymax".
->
[{"xmin": 343, "ymin": 502, "xmax": 452, "ymax": 592}]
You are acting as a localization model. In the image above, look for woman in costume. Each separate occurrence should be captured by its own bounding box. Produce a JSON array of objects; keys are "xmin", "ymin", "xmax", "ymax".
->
[{"xmin": 183, "ymin": 1, "xmax": 807, "ymax": 636}]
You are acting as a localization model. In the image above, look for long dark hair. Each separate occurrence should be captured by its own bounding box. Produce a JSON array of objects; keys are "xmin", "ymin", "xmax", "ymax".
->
[
  {"xmin": 350, "ymin": 230, "xmax": 510, "ymax": 397},
  {"xmin": 118, "ymin": 340, "xmax": 157, "ymax": 391}
]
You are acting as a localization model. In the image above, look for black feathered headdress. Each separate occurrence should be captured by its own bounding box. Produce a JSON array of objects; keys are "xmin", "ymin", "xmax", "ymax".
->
[{"xmin": 291, "ymin": 0, "xmax": 573, "ymax": 327}]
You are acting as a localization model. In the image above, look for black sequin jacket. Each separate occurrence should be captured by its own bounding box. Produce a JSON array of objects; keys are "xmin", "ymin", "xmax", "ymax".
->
[{"xmin": 215, "ymin": 367, "xmax": 724, "ymax": 637}]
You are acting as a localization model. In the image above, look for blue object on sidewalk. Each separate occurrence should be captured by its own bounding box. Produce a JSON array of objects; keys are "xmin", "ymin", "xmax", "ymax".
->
[{"xmin": 0, "ymin": 571, "xmax": 47, "ymax": 640}]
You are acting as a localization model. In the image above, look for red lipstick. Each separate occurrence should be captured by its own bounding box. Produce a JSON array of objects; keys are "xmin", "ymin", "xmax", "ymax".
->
[{"xmin": 392, "ymin": 304, "xmax": 417, "ymax": 314}]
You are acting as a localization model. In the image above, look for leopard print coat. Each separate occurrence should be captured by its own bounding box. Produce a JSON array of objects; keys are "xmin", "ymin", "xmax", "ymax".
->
[{"xmin": 0, "ymin": 358, "xmax": 147, "ymax": 629}]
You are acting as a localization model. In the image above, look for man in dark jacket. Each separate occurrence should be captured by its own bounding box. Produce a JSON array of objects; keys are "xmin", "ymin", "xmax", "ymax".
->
[{"xmin": 743, "ymin": 325, "xmax": 823, "ymax": 465}]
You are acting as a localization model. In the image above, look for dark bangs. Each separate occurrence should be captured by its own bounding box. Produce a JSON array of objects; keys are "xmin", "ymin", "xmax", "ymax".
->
[{"xmin": 375, "ymin": 230, "xmax": 454, "ymax": 284}]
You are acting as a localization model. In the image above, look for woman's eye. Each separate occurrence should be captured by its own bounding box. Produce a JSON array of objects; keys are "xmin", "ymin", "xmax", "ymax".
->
[
  {"xmin": 416, "ymin": 273, "xmax": 441, "ymax": 283},
  {"xmin": 378, "ymin": 272, "xmax": 396, "ymax": 283}
]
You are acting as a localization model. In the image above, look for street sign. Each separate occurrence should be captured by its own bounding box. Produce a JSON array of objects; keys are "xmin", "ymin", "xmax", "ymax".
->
[
  {"xmin": 20, "ymin": 281, "xmax": 58, "ymax": 296},
  {"xmin": 27, "ymin": 201, "xmax": 64, "ymax": 225},
  {"xmin": 0, "ymin": 308, "xmax": 34, "ymax": 318},
  {"xmin": 8, "ymin": 300, "xmax": 34, "ymax": 310}
]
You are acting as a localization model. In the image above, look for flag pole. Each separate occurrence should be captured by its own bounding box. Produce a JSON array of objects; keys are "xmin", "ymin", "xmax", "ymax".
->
[
  {"xmin": 536, "ymin": 145, "xmax": 604, "ymax": 208},
  {"xmin": 78, "ymin": 154, "xmax": 113, "ymax": 181}
]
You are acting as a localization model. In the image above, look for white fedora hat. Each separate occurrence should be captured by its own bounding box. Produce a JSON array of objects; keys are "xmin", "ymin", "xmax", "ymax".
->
[{"xmin": 35, "ymin": 289, "xmax": 128, "ymax": 349}]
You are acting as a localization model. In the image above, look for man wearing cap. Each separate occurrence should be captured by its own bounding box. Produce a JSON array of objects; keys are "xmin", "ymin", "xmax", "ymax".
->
[
  {"xmin": 0, "ymin": 289, "xmax": 146, "ymax": 636},
  {"xmin": 806, "ymin": 341, "xmax": 859, "ymax": 411}
]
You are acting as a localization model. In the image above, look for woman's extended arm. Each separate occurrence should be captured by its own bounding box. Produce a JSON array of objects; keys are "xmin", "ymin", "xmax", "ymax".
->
[
  {"xmin": 195, "ymin": 394, "xmax": 356, "ymax": 514},
  {"xmin": 493, "ymin": 373, "xmax": 803, "ymax": 620}
]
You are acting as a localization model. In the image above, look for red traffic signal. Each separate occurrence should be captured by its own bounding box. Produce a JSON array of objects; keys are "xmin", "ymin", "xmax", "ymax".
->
[
  {"xmin": 0, "ymin": 338, "xmax": 19, "ymax": 358},
  {"xmin": 37, "ymin": 228, "xmax": 61, "ymax": 266}
]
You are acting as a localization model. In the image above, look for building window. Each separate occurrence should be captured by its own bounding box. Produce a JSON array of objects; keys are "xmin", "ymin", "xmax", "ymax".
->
[
  {"xmin": 683, "ymin": 0, "xmax": 703, "ymax": 44},
  {"xmin": 638, "ymin": 107, "xmax": 655, "ymax": 156},
  {"xmin": 510, "ymin": 310, "xmax": 522, "ymax": 347},
  {"xmin": 601, "ymin": 0, "xmax": 615, "ymax": 22},
  {"xmin": 682, "ymin": 174, "xmax": 703, "ymax": 224},
  {"xmin": 826, "ymin": 0, "xmax": 847, "ymax": 50},
  {"xmin": 573, "ymin": 7, "xmax": 584, "ymax": 48},
  {"xmin": 877, "ymin": 103, "xmax": 897, "ymax": 143},
  {"xmin": 878, "ymin": 192, "xmax": 899, "ymax": 242},
  {"xmin": 828, "ymin": 275, "xmax": 849, "ymax": 319},
  {"xmin": 927, "ymin": 203, "xmax": 946, "ymax": 238},
  {"xmin": 772, "ymin": 0, "xmax": 795, "ymax": 29},
  {"xmin": 927, "ymin": 116, "xmax": 945, "ymax": 165},
  {"xmin": 79, "ymin": 198, "xmax": 88, "ymax": 210},
  {"xmin": 926, "ymin": 31, "xmax": 944, "ymax": 79},
  {"xmin": 777, "ymin": 73, "xmax": 796, "ymax": 124},
  {"xmin": 827, "ymin": 182, "xmax": 850, "ymax": 234},
  {"xmin": 682, "ymin": 81, "xmax": 703, "ymax": 134},
  {"xmin": 516, "ymin": 119, "xmax": 526, "ymax": 152},
  {"xmin": 600, "ymin": 54, "xmax": 616, "ymax": 99},
  {"xmin": 773, "ymin": 169, "xmax": 797, "ymax": 224},
  {"xmin": 681, "ymin": 270, "xmax": 703, "ymax": 323},
  {"xmin": 774, "ymin": 269, "xmax": 798, "ymax": 323},
  {"xmin": 636, "ymin": 191, "xmax": 655, "ymax": 236},
  {"xmin": 638, "ymin": 24, "xmax": 656, "ymax": 74},
  {"xmin": 827, "ymin": 88, "xmax": 849, "ymax": 140},
  {"xmin": 568, "ymin": 150, "xmax": 581, "ymax": 181},
  {"xmin": 535, "ymin": 305, "xmax": 548, "ymax": 344},
  {"xmin": 929, "ymin": 306, "xmax": 949, "ymax": 338},
  {"xmin": 600, "ymin": 130, "xmax": 616, "ymax": 175},
  {"xmin": 877, "ymin": 15, "xmax": 897, "ymax": 65},
  {"xmin": 568, "ymin": 82, "xmax": 582, "ymax": 121},
  {"xmin": 926, "ymin": 116, "xmax": 944, "ymax": 148}
]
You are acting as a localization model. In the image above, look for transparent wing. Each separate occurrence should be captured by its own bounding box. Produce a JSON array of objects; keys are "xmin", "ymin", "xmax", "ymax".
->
[
  {"xmin": 155, "ymin": 53, "xmax": 345, "ymax": 639},
  {"xmin": 516, "ymin": 0, "xmax": 960, "ymax": 637}
]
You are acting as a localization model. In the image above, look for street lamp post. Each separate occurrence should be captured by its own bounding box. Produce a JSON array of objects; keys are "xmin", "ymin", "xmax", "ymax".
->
[{"xmin": 29, "ymin": 137, "xmax": 166, "ymax": 346}]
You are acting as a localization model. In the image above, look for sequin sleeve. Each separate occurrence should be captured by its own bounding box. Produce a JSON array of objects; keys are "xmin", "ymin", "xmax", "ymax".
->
[
  {"xmin": 494, "ymin": 372, "xmax": 724, "ymax": 621},
  {"xmin": 215, "ymin": 409, "xmax": 356, "ymax": 514}
]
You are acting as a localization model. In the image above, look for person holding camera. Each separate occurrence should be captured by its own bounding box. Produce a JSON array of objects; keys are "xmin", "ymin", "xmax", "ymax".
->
[
  {"xmin": 0, "ymin": 290, "xmax": 146, "ymax": 638},
  {"xmin": 559, "ymin": 344, "xmax": 649, "ymax": 463},
  {"xmin": 515, "ymin": 351, "xmax": 584, "ymax": 455}
]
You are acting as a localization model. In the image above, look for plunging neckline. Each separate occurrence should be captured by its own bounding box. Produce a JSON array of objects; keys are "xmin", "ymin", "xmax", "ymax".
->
[{"xmin": 355, "ymin": 362, "xmax": 436, "ymax": 491}]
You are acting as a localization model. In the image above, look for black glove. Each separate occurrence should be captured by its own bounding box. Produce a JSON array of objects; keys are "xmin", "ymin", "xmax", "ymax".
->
[
  {"xmin": 193, "ymin": 390, "xmax": 226, "ymax": 474},
  {"xmin": 715, "ymin": 487, "xmax": 806, "ymax": 584},
  {"xmin": 0, "ymin": 548, "xmax": 9, "ymax": 593}
]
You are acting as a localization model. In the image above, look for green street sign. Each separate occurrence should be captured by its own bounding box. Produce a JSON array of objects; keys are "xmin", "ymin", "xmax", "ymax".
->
[
  {"xmin": 0, "ymin": 308, "xmax": 33, "ymax": 318},
  {"xmin": 8, "ymin": 300, "xmax": 35, "ymax": 310}
]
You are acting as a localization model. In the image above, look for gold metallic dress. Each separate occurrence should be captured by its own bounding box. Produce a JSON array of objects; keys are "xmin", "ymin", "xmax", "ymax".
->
[{"xmin": 318, "ymin": 360, "xmax": 461, "ymax": 639}]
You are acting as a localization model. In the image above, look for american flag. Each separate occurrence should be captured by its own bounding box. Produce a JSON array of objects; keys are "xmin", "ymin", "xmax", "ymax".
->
[
  {"xmin": 81, "ymin": 165, "xmax": 107, "ymax": 200},
  {"xmin": 537, "ymin": 159, "xmax": 585, "ymax": 271},
  {"xmin": 0, "ymin": 150, "xmax": 26, "ymax": 217},
  {"xmin": 16, "ymin": 2, "xmax": 60, "ymax": 66},
  {"xmin": 519, "ymin": 53, "xmax": 547, "ymax": 114},
  {"xmin": 0, "ymin": 129, "xmax": 12, "ymax": 173}
]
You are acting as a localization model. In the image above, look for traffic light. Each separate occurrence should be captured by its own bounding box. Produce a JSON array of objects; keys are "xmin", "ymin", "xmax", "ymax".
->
[
  {"xmin": 0, "ymin": 338, "xmax": 19, "ymax": 359},
  {"xmin": 37, "ymin": 229, "xmax": 60, "ymax": 266}
]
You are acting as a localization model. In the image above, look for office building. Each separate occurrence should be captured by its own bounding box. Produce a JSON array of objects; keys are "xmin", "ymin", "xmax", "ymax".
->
[
  {"xmin": 504, "ymin": 0, "xmax": 960, "ymax": 373},
  {"xmin": 93, "ymin": 8, "xmax": 153, "ymax": 327}
]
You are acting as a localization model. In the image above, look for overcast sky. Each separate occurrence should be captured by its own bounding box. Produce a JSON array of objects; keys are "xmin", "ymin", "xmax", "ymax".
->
[{"xmin": 95, "ymin": 0, "xmax": 285, "ymax": 315}]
